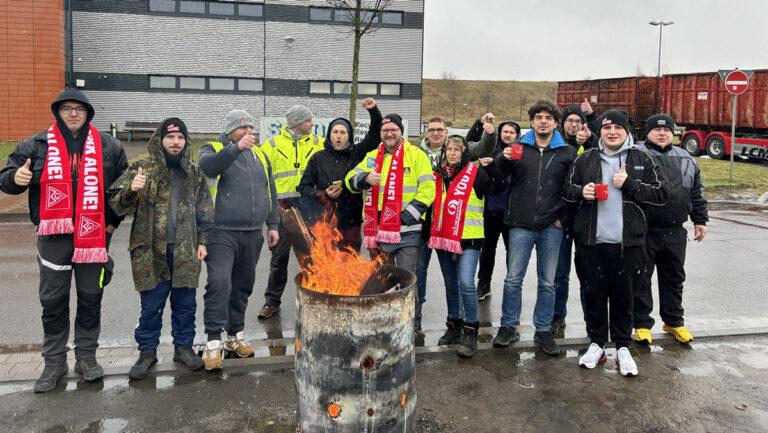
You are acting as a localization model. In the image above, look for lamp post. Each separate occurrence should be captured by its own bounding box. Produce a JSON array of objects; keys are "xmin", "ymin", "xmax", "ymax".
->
[{"xmin": 649, "ymin": 20, "xmax": 673, "ymax": 113}]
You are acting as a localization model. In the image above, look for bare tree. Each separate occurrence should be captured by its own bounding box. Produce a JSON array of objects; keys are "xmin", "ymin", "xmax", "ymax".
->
[
  {"xmin": 480, "ymin": 81, "xmax": 494, "ymax": 114},
  {"xmin": 328, "ymin": 0, "xmax": 393, "ymax": 126},
  {"xmin": 441, "ymin": 70, "xmax": 459, "ymax": 122}
]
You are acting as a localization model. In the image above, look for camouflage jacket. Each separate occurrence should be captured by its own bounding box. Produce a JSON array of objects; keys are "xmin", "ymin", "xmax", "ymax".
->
[{"xmin": 109, "ymin": 129, "xmax": 214, "ymax": 292}]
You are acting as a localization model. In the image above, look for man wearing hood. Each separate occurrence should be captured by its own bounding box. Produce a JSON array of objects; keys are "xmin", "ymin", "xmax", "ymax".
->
[
  {"xmin": 476, "ymin": 120, "xmax": 520, "ymax": 301},
  {"xmin": 298, "ymin": 98, "xmax": 381, "ymax": 250},
  {"xmin": 551, "ymin": 104, "xmax": 599, "ymax": 333},
  {"xmin": 633, "ymin": 114, "xmax": 708, "ymax": 345},
  {"xmin": 198, "ymin": 110, "xmax": 280, "ymax": 370},
  {"xmin": 259, "ymin": 105, "xmax": 325, "ymax": 320},
  {"xmin": 493, "ymin": 101, "xmax": 576, "ymax": 356},
  {"xmin": 109, "ymin": 118, "xmax": 214, "ymax": 379},
  {"xmin": 0, "ymin": 88, "xmax": 128, "ymax": 392},
  {"xmin": 563, "ymin": 109, "xmax": 667, "ymax": 377}
]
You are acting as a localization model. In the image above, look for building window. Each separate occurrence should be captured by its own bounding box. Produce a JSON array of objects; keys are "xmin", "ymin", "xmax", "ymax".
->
[
  {"xmin": 179, "ymin": 1, "xmax": 205, "ymax": 14},
  {"xmin": 149, "ymin": 75, "xmax": 177, "ymax": 89},
  {"xmin": 334, "ymin": 8, "xmax": 353, "ymax": 22},
  {"xmin": 358, "ymin": 83, "xmax": 378, "ymax": 95},
  {"xmin": 380, "ymin": 83, "xmax": 401, "ymax": 96},
  {"xmin": 149, "ymin": 0, "xmax": 176, "ymax": 12},
  {"xmin": 180, "ymin": 76, "xmax": 206, "ymax": 89},
  {"xmin": 381, "ymin": 11, "xmax": 403, "ymax": 25},
  {"xmin": 237, "ymin": 3, "xmax": 263, "ymax": 17},
  {"xmin": 333, "ymin": 82, "xmax": 352, "ymax": 95},
  {"xmin": 238, "ymin": 78, "xmax": 263, "ymax": 92},
  {"xmin": 209, "ymin": 77, "xmax": 235, "ymax": 90},
  {"xmin": 309, "ymin": 7, "xmax": 333, "ymax": 21},
  {"xmin": 309, "ymin": 81, "xmax": 332, "ymax": 94},
  {"xmin": 209, "ymin": 1, "xmax": 235, "ymax": 15}
]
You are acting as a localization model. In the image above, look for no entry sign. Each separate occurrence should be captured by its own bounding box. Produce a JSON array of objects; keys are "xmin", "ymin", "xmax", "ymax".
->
[{"xmin": 719, "ymin": 69, "xmax": 753, "ymax": 95}]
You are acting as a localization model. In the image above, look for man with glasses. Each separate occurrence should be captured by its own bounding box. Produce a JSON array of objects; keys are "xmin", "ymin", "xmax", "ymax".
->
[
  {"xmin": 0, "ymin": 88, "xmax": 128, "ymax": 392},
  {"xmin": 492, "ymin": 101, "xmax": 576, "ymax": 355}
]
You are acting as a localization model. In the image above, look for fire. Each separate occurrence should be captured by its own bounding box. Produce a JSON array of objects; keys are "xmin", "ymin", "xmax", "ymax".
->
[{"xmin": 300, "ymin": 217, "xmax": 382, "ymax": 296}]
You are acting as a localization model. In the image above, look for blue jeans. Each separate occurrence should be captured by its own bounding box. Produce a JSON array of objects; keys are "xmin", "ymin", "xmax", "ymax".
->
[
  {"xmin": 415, "ymin": 243, "xmax": 433, "ymax": 306},
  {"xmin": 500, "ymin": 225, "xmax": 563, "ymax": 331},
  {"xmin": 135, "ymin": 249, "xmax": 197, "ymax": 350},
  {"xmin": 436, "ymin": 249, "xmax": 481, "ymax": 324}
]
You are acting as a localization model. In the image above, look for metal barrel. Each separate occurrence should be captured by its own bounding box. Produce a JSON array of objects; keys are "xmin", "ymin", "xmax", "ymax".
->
[{"xmin": 295, "ymin": 265, "xmax": 416, "ymax": 433}]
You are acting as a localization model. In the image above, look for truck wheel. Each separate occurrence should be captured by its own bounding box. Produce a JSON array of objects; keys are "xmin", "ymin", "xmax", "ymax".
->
[
  {"xmin": 706, "ymin": 136, "xmax": 726, "ymax": 160},
  {"xmin": 683, "ymin": 135, "xmax": 701, "ymax": 157}
]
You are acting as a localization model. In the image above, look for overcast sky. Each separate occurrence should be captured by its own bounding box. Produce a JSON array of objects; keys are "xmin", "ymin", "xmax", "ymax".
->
[{"xmin": 423, "ymin": 0, "xmax": 768, "ymax": 81}]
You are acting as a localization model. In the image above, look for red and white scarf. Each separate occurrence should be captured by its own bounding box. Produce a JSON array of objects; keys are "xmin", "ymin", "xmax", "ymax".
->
[
  {"xmin": 428, "ymin": 162, "xmax": 479, "ymax": 254},
  {"xmin": 39, "ymin": 123, "xmax": 108, "ymax": 263},
  {"xmin": 362, "ymin": 140, "xmax": 405, "ymax": 249}
]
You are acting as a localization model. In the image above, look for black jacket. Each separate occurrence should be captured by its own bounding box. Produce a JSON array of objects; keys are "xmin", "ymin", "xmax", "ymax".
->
[
  {"xmin": 298, "ymin": 106, "xmax": 382, "ymax": 229},
  {"xmin": 639, "ymin": 141, "xmax": 708, "ymax": 228},
  {"xmin": 0, "ymin": 89, "xmax": 128, "ymax": 228},
  {"xmin": 495, "ymin": 131, "xmax": 577, "ymax": 230},
  {"xmin": 563, "ymin": 146, "xmax": 668, "ymax": 247}
]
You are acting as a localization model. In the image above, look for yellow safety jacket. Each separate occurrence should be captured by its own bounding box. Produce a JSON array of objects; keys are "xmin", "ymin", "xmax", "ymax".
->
[
  {"xmin": 345, "ymin": 140, "xmax": 436, "ymax": 234},
  {"xmin": 259, "ymin": 125, "xmax": 324, "ymax": 199},
  {"xmin": 206, "ymin": 141, "xmax": 271, "ymax": 212}
]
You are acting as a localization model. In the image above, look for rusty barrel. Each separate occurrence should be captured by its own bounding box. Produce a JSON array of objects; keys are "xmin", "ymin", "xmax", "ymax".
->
[{"xmin": 294, "ymin": 265, "xmax": 417, "ymax": 433}]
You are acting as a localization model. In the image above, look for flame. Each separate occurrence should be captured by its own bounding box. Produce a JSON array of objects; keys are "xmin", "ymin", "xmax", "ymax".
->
[{"xmin": 300, "ymin": 215, "xmax": 382, "ymax": 296}]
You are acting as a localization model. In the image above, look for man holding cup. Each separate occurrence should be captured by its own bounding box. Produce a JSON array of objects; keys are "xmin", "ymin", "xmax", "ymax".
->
[{"xmin": 563, "ymin": 109, "xmax": 667, "ymax": 376}]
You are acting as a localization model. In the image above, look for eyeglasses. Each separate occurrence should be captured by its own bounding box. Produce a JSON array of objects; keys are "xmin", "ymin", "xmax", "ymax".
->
[
  {"xmin": 564, "ymin": 119, "xmax": 583, "ymax": 124},
  {"xmin": 381, "ymin": 128, "xmax": 400, "ymax": 134},
  {"xmin": 427, "ymin": 128, "xmax": 446, "ymax": 133},
  {"xmin": 60, "ymin": 106, "xmax": 87, "ymax": 115}
]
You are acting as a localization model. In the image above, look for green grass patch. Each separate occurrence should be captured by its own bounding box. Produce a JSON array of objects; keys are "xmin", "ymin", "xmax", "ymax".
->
[
  {"xmin": 0, "ymin": 141, "xmax": 17, "ymax": 161},
  {"xmin": 697, "ymin": 157, "xmax": 768, "ymax": 200}
]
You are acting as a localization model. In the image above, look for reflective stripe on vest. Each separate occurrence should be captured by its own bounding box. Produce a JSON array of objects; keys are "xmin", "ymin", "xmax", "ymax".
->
[{"xmin": 207, "ymin": 141, "xmax": 271, "ymax": 212}]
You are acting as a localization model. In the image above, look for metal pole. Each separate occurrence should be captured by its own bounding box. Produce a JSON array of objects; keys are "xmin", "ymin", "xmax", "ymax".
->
[
  {"xmin": 657, "ymin": 25, "xmax": 663, "ymax": 79},
  {"xmin": 730, "ymin": 94, "xmax": 737, "ymax": 180}
]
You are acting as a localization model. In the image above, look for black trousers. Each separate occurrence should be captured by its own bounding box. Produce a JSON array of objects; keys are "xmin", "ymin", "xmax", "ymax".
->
[
  {"xmin": 634, "ymin": 227, "xmax": 687, "ymax": 329},
  {"xmin": 264, "ymin": 220, "xmax": 293, "ymax": 307},
  {"xmin": 477, "ymin": 209, "xmax": 509, "ymax": 287},
  {"xmin": 575, "ymin": 243, "xmax": 643, "ymax": 348},
  {"xmin": 37, "ymin": 233, "xmax": 113, "ymax": 366}
]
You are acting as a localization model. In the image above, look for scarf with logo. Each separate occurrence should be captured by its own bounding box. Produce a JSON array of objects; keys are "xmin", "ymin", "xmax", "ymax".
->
[
  {"xmin": 362, "ymin": 141, "xmax": 405, "ymax": 249},
  {"xmin": 39, "ymin": 123, "xmax": 107, "ymax": 263},
  {"xmin": 428, "ymin": 162, "xmax": 478, "ymax": 254}
]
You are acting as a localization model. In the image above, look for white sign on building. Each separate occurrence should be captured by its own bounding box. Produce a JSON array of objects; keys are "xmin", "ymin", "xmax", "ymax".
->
[{"xmin": 260, "ymin": 118, "xmax": 409, "ymax": 142}]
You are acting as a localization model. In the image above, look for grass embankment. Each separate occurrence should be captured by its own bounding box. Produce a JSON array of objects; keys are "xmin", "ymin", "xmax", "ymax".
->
[
  {"xmin": 697, "ymin": 158, "xmax": 768, "ymax": 200},
  {"xmin": 0, "ymin": 141, "xmax": 16, "ymax": 161}
]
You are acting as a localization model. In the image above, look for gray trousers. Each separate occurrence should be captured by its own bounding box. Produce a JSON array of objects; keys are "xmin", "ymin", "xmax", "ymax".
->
[
  {"xmin": 37, "ymin": 234, "xmax": 113, "ymax": 366},
  {"xmin": 203, "ymin": 228, "xmax": 263, "ymax": 340}
]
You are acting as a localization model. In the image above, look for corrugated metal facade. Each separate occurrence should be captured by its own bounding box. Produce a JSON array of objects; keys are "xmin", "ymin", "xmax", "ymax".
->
[{"xmin": 70, "ymin": 0, "xmax": 424, "ymax": 133}]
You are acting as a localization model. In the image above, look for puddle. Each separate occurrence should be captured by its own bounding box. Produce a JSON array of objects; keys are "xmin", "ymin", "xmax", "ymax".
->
[
  {"xmin": 565, "ymin": 350, "xmax": 579, "ymax": 358},
  {"xmin": 84, "ymin": 418, "xmax": 128, "ymax": 433},
  {"xmin": 102, "ymin": 377, "xmax": 129, "ymax": 391},
  {"xmin": 0, "ymin": 382, "xmax": 32, "ymax": 396},
  {"xmin": 676, "ymin": 362, "xmax": 715, "ymax": 377},
  {"xmin": 738, "ymin": 353, "xmax": 768, "ymax": 369},
  {"xmin": 156, "ymin": 375, "xmax": 174, "ymax": 389}
]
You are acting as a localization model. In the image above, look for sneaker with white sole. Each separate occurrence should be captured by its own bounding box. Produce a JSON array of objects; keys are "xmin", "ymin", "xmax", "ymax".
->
[
  {"xmin": 578, "ymin": 343, "xmax": 607, "ymax": 369},
  {"xmin": 223, "ymin": 331, "xmax": 255, "ymax": 358},
  {"xmin": 616, "ymin": 347, "xmax": 638, "ymax": 377},
  {"xmin": 203, "ymin": 340, "xmax": 223, "ymax": 371}
]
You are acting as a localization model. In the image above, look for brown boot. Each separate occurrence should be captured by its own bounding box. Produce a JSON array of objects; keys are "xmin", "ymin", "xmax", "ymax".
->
[{"xmin": 223, "ymin": 331, "xmax": 255, "ymax": 357}]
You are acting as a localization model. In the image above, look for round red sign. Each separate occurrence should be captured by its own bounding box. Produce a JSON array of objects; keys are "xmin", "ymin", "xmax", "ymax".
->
[{"xmin": 724, "ymin": 70, "xmax": 750, "ymax": 95}]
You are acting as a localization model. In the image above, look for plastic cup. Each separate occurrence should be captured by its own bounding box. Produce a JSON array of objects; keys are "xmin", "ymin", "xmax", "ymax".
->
[
  {"xmin": 509, "ymin": 144, "xmax": 523, "ymax": 160},
  {"xmin": 595, "ymin": 183, "xmax": 609, "ymax": 201}
]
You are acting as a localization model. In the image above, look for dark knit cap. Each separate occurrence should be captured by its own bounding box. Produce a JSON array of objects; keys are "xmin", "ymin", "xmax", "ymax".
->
[
  {"xmin": 598, "ymin": 109, "xmax": 631, "ymax": 132},
  {"xmin": 381, "ymin": 113, "xmax": 404, "ymax": 133},
  {"xmin": 560, "ymin": 105, "xmax": 586, "ymax": 126},
  {"xmin": 159, "ymin": 117, "xmax": 188, "ymax": 141},
  {"xmin": 644, "ymin": 114, "xmax": 675, "ymax": 135}
]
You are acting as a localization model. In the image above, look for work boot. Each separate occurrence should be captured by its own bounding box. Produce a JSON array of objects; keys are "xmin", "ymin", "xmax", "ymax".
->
[
  {"xmin": 437, "ymin": 319, "xmax": 463, "ymax": 346},
  {"xmin": 534, "ymin": 331, "xmax": 561, "ymax": 356},
  {"xmin": 258, "ymin": 303, "xmax": 280, "ymax": 320},
  {"xmin": 129, "ymin": 349, "xmax": 158, "ymax": 380},
  {"xmin": 457, "ymin": 323, "xmax": 479, "ymax": 358},
  {"xmin": 173, "ymin": 346, "xmax": 204, "ymax": 370},
  {"xmin": 492, "ymin": 326, "xmax": 520, "ymax": 348},
  {"xmin": 477, "ymin": 282, "xmax": 491, "ymax": 302},
  {"xmin": 662, "ymin": 324, "xmax": 694, "ymax": 343},
  {"xmin": 633, "ymin": 328, "xmax": 653, "ymax": 344},
  {"xmin": 414, "ymin": 302, "xmax": 424, "ymax": 335},
  {"xmin": 74, "ymin": 358, "xmax": 104, "ymax": 382},
  {"xmin": 203, "ymin": 340, "xmax": 223, "ymax": 371},
  {"xmin": 33, "ymin": 364, "xmax": 68, "ymax": 393},
  {"xmin": 223, "ymin": 331, "xmax": 255, "ymax": 358},
  {"xmin": 551, "ymin": 315, "xmax": 566, "ymax": 336}
]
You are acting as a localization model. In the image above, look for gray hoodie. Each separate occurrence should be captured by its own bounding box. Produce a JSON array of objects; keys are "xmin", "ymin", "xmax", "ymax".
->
[{"xmin": 596, "ymin": 135, "xmax": 634, "ymax": 244}]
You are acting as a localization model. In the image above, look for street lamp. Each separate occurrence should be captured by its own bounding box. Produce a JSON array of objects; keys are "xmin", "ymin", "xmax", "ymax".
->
[{"xmin": 649, "ymin": 20, "xmax": 673, "ymax": 113}]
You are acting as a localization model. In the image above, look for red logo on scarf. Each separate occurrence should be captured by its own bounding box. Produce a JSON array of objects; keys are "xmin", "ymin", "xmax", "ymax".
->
[
  {"xmin": 428, "ymin": 162, "xmax": 479, "ymax": 254},
  {"xmin": 362, "ymin": 140, "xmax": 405, "ymax": 248}
]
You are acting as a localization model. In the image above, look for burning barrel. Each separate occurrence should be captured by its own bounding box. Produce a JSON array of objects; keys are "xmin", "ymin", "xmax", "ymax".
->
[{"xmin": 294, "ymin": 265, "xmax": 417, "ymax": 433}]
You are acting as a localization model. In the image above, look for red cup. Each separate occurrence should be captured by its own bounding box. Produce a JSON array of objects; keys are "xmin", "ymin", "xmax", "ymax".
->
[
  {"xmin": 509, "ymin": 144, "xmax": 523, "ymax": 160},
  {"xmin": 595, "ymin": 183, "xmax": 609, "ymax": 201}
]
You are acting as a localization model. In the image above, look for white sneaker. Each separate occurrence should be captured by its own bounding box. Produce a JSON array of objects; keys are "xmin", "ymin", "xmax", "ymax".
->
[
  {"xmin": 616, "ymin": 347, "xmax": 638, "ymax": 377},
  {"xmin": 578, "ymin": 343, "xmax": 606, "ymax": 369}
]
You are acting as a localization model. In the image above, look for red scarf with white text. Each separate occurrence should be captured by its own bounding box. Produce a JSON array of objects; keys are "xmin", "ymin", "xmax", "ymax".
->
[
  {"xmin": 362, "ymin": 141, "xmax": 404, "ymax": 249},
  {"xmin": 428, "ymin": 162, "xmax": 478, "ymax": 254}
]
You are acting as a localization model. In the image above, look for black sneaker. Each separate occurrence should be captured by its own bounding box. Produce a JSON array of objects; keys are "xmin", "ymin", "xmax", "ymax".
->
[
  {"xmin": 173, "ymin": 346, "xmax": 204, "ymax": 370},
  {"xmin": 437, "ymin": 320, "xmax": 463, "ymax": 346},
  {"xmin": 129, "ymin": 350, "xmax": 157, "ymax": 380},
  {"xmin": 534, "ymin": 331, "xmax": 561, "ymax": 356},
  {"xmin": 477, "ymin": 282, "xmax": 492, "ymax": 302},
  {"xmin": 457, "ymin": 325, "xmax": 478, "ymax": 358},
  {"xmin": 74, "ymin": 358, "xmax": 104, "ymax": 382},
  {"xmin": 33, "ymin": 364, "xmax": 68, "ymax": 393},
  {"xmin": 492, "ymin": 326, "xmax": 520, "ymax": 347}
]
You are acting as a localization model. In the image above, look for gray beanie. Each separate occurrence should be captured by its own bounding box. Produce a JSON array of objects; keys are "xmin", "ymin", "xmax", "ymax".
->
[
  {"xmin": 285, "ymin": 105, "xmax": 313, "ymax": 128},
  {"xmin": 224, "ymin": 109, "xmax": 254, "ymax": 134}
]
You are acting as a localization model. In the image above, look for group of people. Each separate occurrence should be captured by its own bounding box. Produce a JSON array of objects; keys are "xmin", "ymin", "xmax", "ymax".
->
[{"xmin": 0, "ymin": 87, "xmax": 708, "ymax": 393}]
